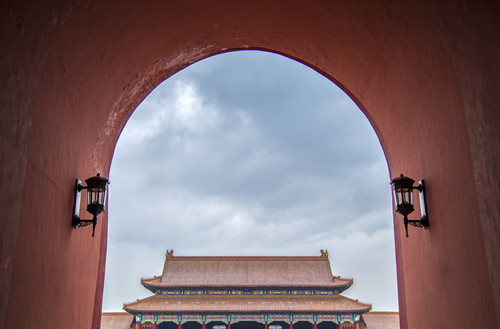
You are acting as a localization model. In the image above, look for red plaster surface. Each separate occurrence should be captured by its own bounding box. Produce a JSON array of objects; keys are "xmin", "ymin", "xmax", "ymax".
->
[{"xmin": 1, "ymin": 1, "xmax": 499, "ymax": 329}]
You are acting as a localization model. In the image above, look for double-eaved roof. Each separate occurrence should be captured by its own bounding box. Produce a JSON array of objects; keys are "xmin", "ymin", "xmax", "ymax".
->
[
  {"xmin": 141, "ymin": 250, "xmax": 352, "ymax": 291},
  {"xmin": 125, "ymin": 250, "xmax": 371, "ymax": 317}
]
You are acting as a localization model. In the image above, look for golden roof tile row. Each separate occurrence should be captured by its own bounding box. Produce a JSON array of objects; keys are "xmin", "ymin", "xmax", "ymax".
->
[{"xmin": 124, "ymin": 295, "xmax": 371, "ymax": 314}]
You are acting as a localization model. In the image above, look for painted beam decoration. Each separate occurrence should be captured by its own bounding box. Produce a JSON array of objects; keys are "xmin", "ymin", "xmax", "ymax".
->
[
  {"xmin": 159, "ymin": 289, "xmax": 338, "ymax": 296},
  {"xmin": 136, "ymin": 314, "xmax": 361, "ymax": 324}
]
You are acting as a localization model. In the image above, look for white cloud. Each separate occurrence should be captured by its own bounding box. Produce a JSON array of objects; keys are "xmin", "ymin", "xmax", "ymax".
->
[{"xmin": 118, "ymin": 80, "xmax": 221, "ymax": 145}]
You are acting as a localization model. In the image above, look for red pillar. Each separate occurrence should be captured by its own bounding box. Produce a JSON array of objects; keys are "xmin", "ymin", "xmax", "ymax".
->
[
  {"xmin": 136, "ymin": 322, "xmax": 142, "ymax": 329},
  {"xmin": 228, "ymin": 321, "xmax": 231, "ymax": 329},
  {"xmin": 265, "ymin": 322, "xmax": 268, "ymax": 329},
  {"xmin": 154, "ymin": 322, "xmax": 158, "ymax": 329},
  {"xmin": 179, "ymin": 323, "xmax": 182, "ymax": 329},
  {"xmin": 313, "ymin": 322, "xmax": 317, "ymax": 329},
  {"xmin": 203, "ymin": 321, "xmax": 206, "ymax": 329},
  {"xmin": 290, "ymin": 322, "xmax": 293, "ymax": 329},
  {"xmin": 354, "ymin": 322, "xmax": 359, "ymax": 329}
]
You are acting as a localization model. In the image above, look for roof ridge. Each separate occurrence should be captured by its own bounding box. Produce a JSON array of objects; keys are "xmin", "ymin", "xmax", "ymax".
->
[
  {"xmin": 166, "ymin": 256, "xmax": 328, "ymax": 261},
  {"xmin": 163, "ymin": 250, "xmax": 331, "ymax": 261}
]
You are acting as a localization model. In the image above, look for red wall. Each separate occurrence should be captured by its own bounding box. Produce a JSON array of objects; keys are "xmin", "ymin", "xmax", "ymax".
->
[{"xmin": 1, "ymin": 1, "xmax": 499, "ymax": 328}]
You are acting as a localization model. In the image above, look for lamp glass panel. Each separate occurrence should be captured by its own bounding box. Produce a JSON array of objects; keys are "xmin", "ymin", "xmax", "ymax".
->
[
  {"xmin": 99, "ymin": 187, "xmax": 107, "ymax": 209},
  {"xmin": 87, "ymin": 188, "xmax": 105, "ymax": 205},
  {"xmin": 393, "ymin": 186, "xmax": 412, "ymax": 206},
  {"xmin": 399, "ymin": 187, "xmax": 413, "ymax": 206},
  {"xmin": 393, "ymin": 188, "xmax": 400, "ymax": 205},
  {"xmin": 88, "ymin": 189, "xmax": 96, "ymax": 205}
]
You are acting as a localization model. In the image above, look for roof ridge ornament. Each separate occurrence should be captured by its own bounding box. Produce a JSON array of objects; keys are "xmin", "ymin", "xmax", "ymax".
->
[
  {"xmin": 320, "ymin": 249, "xmax": 329, "ymax": 258},
  {"xmin": 166, "ymin": 250, "xmax": 174, "ymax": 258}
]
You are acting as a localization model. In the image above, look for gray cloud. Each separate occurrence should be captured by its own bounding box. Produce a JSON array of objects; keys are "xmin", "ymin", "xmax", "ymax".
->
[{"xmin": 103, "ymin": 51, "xmax": 398, "ymax": 313}]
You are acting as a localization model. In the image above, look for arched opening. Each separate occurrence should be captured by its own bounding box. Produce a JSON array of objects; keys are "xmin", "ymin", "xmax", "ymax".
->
[
  {"xmin": 317, "ymin": 322, "xmax": 338, "ymax": 329},
  {"xmin": 294, "ymin": 321, "xmax": 313, "ymax": 329},
  {"xmin": 232, "ymin": 322, "xmax": 265, "ymax": 329},
  {"xmin": 160, "ymin": 322, "xmax": 179, "ymax": 329},
  {"xmin": 184, "ymin": 321, "xmax": 203, "ymax": 329},
  {"xmin": 269, "ymin": 321, "xmax": 290, "ymax": 329},
  {"xmin": 207, "ymin": 321, "xmax": 228, "ymax": 329},
  {"xmin": 102, "ymin": 50, "xmax": 397, "ymax": 313}
]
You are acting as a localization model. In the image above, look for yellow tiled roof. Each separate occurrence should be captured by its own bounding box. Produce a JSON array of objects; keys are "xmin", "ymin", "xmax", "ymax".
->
[
  {"xmin": 124, "ymin": 294, "xmax": 371, "ymax": 313},
  {"xmin": 142, "ymin": 252, "xmax": 352, "ymax": 288}
]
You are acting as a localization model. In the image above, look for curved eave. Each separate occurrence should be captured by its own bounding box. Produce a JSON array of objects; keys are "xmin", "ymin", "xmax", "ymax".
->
[
  {"xmin": 141, "ymin": 277, "xmax": 162, "ymax": 293},
  {"xmin": 123, "ymin": 294, "xmax": 372, "ymax": 315},
  {"xmin": 141, "ymin": 279, "xmax": 354, "ymax": 291},
  {"xmin": 141, "ymin": 285, "xmax": 353, "ymax": 295},
  {"xmin": 336, "ymin": 280, "xmax": 353, "ymax": 294}
]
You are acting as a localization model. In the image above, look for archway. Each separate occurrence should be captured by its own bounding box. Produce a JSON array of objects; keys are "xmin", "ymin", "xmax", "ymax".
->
[
  {"xmin": 294, "ymin": 321, "xmax": 313, "ymax": 329},
  {"xmin": 184, "ymin": 322, "xmax": 203, "ymax": 329},
  {"xmin": 317, "ymin": 321, "xmax": 337, "ymax": 329},
  {"xmin": 232, "ymin": 321, "xmax": 265, "ymax": 329},
  {"xmin": 160, "ymin": 322, "xmax": 179, "ymax": 329},
  {"xmin": 1, "ymin": 2, "xmax": 499, "ymax": 329},
  {"xmin": 268, "ymin": 321, "xmax": 289, "ymax": 329},
  {"xmin": 207, "ymin": 321, "xmax": 228, "ymax": 329},
  {"xmin": 103, "ymin": 50, "xmax": 397, "ymax": 313}
]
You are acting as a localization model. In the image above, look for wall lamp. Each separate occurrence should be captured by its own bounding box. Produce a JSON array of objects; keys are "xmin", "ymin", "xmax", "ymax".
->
[
  {"xmin": 72, "ymin": 173, "xmax": 110, "ymax": 237},
  {"xmin": 391, "ymin": 174, "xmax": 429, "ymax": 237}
]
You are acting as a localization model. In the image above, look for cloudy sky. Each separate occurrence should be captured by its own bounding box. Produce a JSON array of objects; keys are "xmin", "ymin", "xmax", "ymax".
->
[{"xmin": 102, "ymin": 51, "xmax": 398, "ymax": 312}]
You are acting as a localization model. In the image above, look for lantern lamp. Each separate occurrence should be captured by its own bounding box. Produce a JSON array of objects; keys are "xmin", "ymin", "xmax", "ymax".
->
[
  {"xmin": 391, "ymin": 174, "xmax": 429, "ymax": 237},
  {"xmin": 72, "ymin": 173, "xmax": 110, "ymax": 237}
]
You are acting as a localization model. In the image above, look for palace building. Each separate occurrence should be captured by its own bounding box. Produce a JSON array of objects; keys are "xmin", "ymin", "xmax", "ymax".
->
[{"xmin": 123, "ymin": 250, "xmax": 371, "ymax": 329}]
